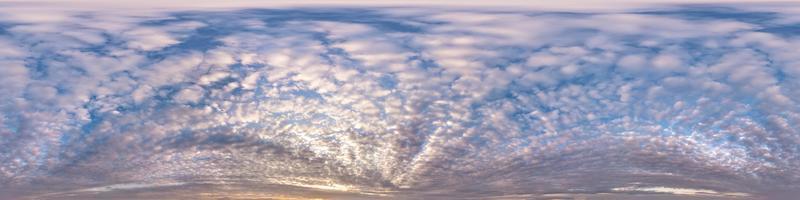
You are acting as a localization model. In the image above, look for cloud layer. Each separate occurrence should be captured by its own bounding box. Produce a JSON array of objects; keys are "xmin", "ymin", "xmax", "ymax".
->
[{"xmin": 1, "ymin": 2, "xmax": 799, "ymax": 199}]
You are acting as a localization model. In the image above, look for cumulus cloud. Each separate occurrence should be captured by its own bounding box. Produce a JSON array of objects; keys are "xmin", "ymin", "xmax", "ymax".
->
[{"xmin": 0, "ymin": 2, "xmax": 799, "ymax": 199}]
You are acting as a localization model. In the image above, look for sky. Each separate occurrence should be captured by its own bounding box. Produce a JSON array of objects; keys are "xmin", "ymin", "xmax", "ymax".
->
[{"xmin": 0, "ymin": 1, "xmax": 799, "ymax": 199}]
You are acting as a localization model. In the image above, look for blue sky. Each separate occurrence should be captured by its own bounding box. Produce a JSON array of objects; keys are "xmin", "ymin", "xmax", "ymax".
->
[{"xmin": 0, "ymin": 1, "xmax": 799, "ymax": 199}]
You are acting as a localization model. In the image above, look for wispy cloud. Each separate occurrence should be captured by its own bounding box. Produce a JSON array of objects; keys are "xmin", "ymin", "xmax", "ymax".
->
[{"xmin": 0, "ymin": 1, "xmax": 799, "ymax": 199}]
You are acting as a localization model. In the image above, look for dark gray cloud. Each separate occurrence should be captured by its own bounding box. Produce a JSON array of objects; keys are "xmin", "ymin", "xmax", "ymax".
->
[{"xmin": 0, "ymin": 2, "xmax": 799, "ymax": 199}]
